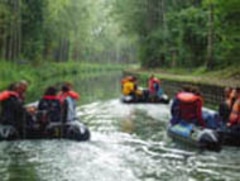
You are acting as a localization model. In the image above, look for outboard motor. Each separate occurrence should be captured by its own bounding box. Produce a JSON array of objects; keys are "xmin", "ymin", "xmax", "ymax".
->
[
  {"xmin": 122, "ymin": 96, "xmax": 134, "ymax": 103},
  {"xmin": 0, "ymin": 125, "xmax": 19, "ymax": 140},
  {"xmin": 198, "ymin": 129, "xmax": 221, "ymax": 152},
  {"xmin": 160, "ymin": 94, "xmax": 170, "ymax": 104},
  {"xmin": 65, "ymin": 122, "xmax": 90, "ymax": 141}
]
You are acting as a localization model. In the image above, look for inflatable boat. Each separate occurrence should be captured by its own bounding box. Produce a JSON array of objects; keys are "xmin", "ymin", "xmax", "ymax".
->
[
  {"xmin": 0, "ymin": 96, "xmax": 90, "ymax": 141},
  {"xmin": 202, "ymin": 110, "xmax": 240, "ymax": 147},
  {"xmin": 0, "ymin": 116, "xmax": 90, "ymax": 142},
  {"xmin": 217, "ymin": 127, "xmax": 240, "ymax": 146},
  {"xmin": 167, "ymin": 121, "xmax": 221, "ymax": 152}
]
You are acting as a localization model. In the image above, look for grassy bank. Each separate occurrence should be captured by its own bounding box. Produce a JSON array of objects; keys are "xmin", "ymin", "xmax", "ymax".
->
[
  {"xmin": 0, "ymin": 60, "xmax": 125, "ymax": 102},
  {"xmin": 124, "ymin": 65, "xmax": 240, "ymax": 88},
  {"xmin": 0, "ymin": 61, "xmax": 125, "ymax": 90}
]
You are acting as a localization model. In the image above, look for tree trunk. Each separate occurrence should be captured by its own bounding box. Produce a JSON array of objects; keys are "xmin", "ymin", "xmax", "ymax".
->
[{"xmin": 206, "ymin": 3, "xmax": 214, "ymax": 70}]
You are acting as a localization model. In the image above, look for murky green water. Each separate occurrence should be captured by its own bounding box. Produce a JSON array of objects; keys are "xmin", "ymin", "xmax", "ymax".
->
[{"xmin": 0, "ymin": 72, "xmax": 240, "ymax": 181}]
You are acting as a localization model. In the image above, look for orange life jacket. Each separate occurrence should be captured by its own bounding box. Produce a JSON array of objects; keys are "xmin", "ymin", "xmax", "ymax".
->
[
  {"xmin": 0, "ymin": 90, "xmax": 19, "ymax": 101},
  {"xmin": 229, "ymin": 98, "xmax": 240, "ymax": 125},
  {"xmin": 58, "ymin": 91, "xmax": 79, "ymax": 103},
  {"xmin": 122, "ymin": 81, "xmax": 134, "ymax": 96}
]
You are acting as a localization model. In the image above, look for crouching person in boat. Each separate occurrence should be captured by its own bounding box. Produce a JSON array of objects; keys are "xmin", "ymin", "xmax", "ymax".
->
[
  {"xmin": 0, "ymin": 82, "xmax": 34, "ymax": 139},
  {"xmin": 122, "ymin": 76, "xmax": 143, "ymax": 102},
  {"xmin": 227, "ymin": 87, "xmax": 240, "ymax": 129},
  {"xmin": 37, "ymin": 86, "xmax": 62, "ymax": 136},
  {"xmin": 148, "ymin": 75, "xmax": 161, "ymax": 100},
  {"xmin": 218, "ymin": 87, "xmax": 236, "ymax": 128},
  {"xmin": 58, "ymin": 82, "xmax": 90, "ymax": 140},
  {"xmin": 170, "ymin": 86, "xmax": 205, "ymax": 127},
  {"xmin": 148, "ymin": 74, "xmax": 169, "ymax": 103}
]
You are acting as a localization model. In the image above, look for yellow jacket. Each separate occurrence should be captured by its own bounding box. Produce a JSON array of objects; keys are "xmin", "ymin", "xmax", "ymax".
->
[{"xmin": 122, "ymin": 81, "xmax": 134, "ymax": 96}]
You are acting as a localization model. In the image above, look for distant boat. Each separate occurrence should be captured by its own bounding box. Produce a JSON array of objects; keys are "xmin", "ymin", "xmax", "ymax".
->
[{"xmin": 121, "ymin": 87, "xmax": 170, "ymax": 104}]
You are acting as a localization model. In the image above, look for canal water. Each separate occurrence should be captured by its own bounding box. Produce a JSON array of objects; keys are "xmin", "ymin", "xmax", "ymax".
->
[{"xmin": 0, "ymin": 72, "xmax": 240, "ymax": 181}]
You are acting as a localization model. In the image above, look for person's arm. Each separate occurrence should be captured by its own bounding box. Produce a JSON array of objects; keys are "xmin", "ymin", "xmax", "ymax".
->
[
  {"xmin": 228, "ymin": 101, "xmax": 240, "ymax": 126},
  {"xmin": 68, "ymin": 90, "xmax": 80, "ymax": 100},
  {"xmin": 0, "ymin": 91, "xmax": 9, "ymax": 101},
  {"xmin": 196, "ymin": 99, "xmax": 205, "ymax": 127}
]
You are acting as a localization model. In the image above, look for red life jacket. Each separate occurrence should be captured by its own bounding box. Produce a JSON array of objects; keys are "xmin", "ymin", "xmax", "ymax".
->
[
  {"xmin": 177, "ymin": 92, "xmax": 205, "ymax": 127},
  {"xmin": 58, "ymin": 91, "xmax": 79, "ymax": 103},
  {"xmin": 148, "ymin": 78, "xmax": 160, "ymax": 94},
  {"xmin": 0, "ymin": 90, "xmax": 19, "ymax": 101}
]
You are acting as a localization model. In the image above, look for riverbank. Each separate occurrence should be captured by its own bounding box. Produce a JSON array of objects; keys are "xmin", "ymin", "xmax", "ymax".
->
[
  {"xmin": 124, "ymin": 66, "xmax": 240, "ymax": 108},
  {"xmin": 124, "ymin": 66, "xmax": 240, "ymax": 88}
]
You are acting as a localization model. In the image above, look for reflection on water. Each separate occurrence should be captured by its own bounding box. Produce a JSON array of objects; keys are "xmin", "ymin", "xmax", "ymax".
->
[{"xmin": 1, "ymin": 72, "xmax": 240, "ymax": 181}]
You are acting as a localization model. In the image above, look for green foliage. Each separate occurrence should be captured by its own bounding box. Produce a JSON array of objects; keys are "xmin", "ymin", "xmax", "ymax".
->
[
  {"xmin": 112, "ymin": 0, "xmax": 240, "ymax": 70},
  {"xmin": 0, "ymin": 0, "xmax": 137, "ymax": 65},
  {"xmin": 21, "ymin": 0, "xmax": 45, "ymax": 61},
  {"xmin": 0, "ymin": 0, "xmax": 238, "ymax": 70},
  {"xmin": 215, "ymin": 0, "xmax": 240, "ymax": 66},
  {"xmin": 0, "ymin": 60, "xmax": 125, "ymax": 101}
]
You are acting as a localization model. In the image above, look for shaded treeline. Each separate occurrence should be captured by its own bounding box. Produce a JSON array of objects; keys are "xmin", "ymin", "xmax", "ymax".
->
[
  {"xmin": 112, "ymin": 0, "xmax": 240, "ymax": 69},
  {"xmin": 0, "ymin": 0, "xmax": 136, "ymax": 64},
  {"xmin": 0, "ymin": 0, "xmax": 239, "ymax": 69}
]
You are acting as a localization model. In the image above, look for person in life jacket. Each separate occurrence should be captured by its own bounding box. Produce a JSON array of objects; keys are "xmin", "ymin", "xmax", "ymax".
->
[
  {"xmin": 58, "ymin": 82, "xmax": 79, "ymax": 102},
  {"xmin": 122, "ymin": 76, "xmax": 143, "ymax": 101},
  {"xmin": 122, "ymin": 76, "xmax": 135, "ymax": 96},
  {"xmin": 17, "ymin": 80, "xmax": 29, "ymax": 104},
  {"xmin": 170, "ymin": 86, "xmax": 191, "ymax": 125},
  {"xmin": 132, "ymin": 76, "xmax": 144, "ymax": 98},
  {"xmin": 58, "ymin": 82, "xmax": 80, "ymax": 122},
  {"xmin": 0, "ymin": 83, "xmax": 33, "ymax": 136},
  {"xmin": 227, "ymin": 87, "xmax": 240, "ymax": 127},
  {"xmin": 170, "ymin": 85, "xmax": 205, "ymax": 127},
  {"xmin": 148, "ymin": 75, "xmax": 159, "ymax": 94},
  {"xmin": 148, "ymin": 75, "xmax": 163, "ymax": 100},
  {"xmin": 218, "ymin": 87, "xmax": 236, "ymax": 124},
  {"xmin": 38, "ymin": 86, "xmax": 62, "ymax": 124}
]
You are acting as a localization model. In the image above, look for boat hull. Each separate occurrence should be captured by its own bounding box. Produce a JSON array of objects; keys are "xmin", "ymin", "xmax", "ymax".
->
[
  {"xmin": 0, "ymin": 121, "xmax": 90, "ymax": 141},
  {"xmin": 218, "ymin": 127, "xmax": 240, "ymax": 146},
  {"xmin": 167, "ymin": 122, "xmax": 221, "ymax": 152},
  {"xmin": 121, "ymin": 94, "xmax": 169, "ymax": 104}
]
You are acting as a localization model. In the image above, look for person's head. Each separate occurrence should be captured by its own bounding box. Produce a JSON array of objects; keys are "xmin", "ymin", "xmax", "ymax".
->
[
  {"xmin": 18, "ymin": 80, "xmax": 29, "ymax": 93},
  {"xmin": 132, "ymin": 76, "xmax": 137, "ymax": 81},
  {"xmin": 128, "ymin": 76, "xmax": 134, "ymax": 82},
  {"xmin": 7, "ymin": 82, "xmax": 18, "ymax": 91},
  {"xmin": 61, "ymin": 85, "xmax": 70, "ymax": 92},
  {"xmin": 181, "ymin": 85, "xmax": 192, "ymax": 92},
  {"xmin": 61, "ymin": 82, "xmax": 73, "ymax": 92},
  {"xmin": 44, "ymin": 86, "xmax": 57, "ymax": 96},
  {"xmin": 191, "ymin": 86, "xmax": 201, "ymax": 96},
  {"xmin": 149, "ymin": 74, "xmax": 154, "ymax": 79},
  {"xmin": 230, "ymin": 88, "xmax": 237, "ymax": 100},
  {"xmin": 224, "ymin": 87, "xmax": 233, "ymax": 98}
]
